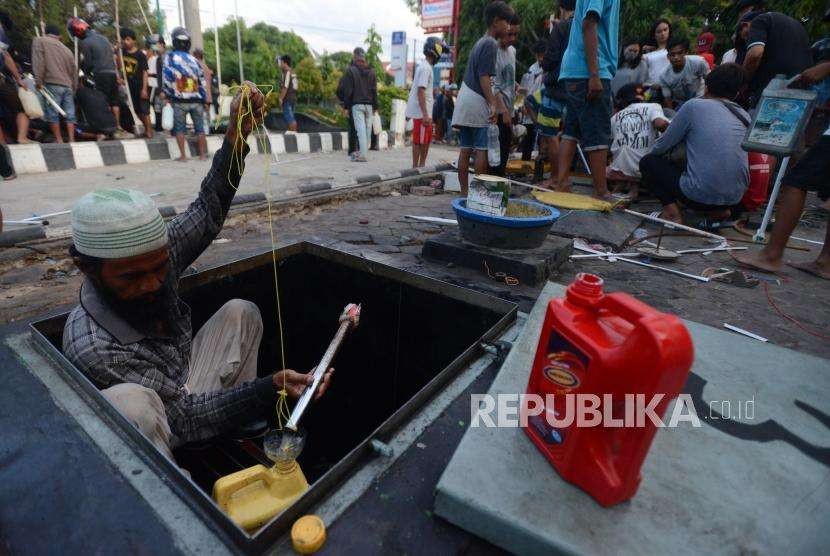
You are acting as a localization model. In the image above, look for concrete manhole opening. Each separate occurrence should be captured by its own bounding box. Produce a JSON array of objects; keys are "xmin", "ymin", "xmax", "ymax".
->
[{"xmin": 30, "ymin": 242, "xmax": 516, "ymax": 550}]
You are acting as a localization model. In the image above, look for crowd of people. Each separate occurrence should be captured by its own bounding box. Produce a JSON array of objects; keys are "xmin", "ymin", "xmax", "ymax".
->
[
  {"xmin": 404, "ymin": 0, "xmax": 828, "ymax": 277},
  {"xmin": 0, "ymin": 15, "xmax": 227, "ymax": 178}
]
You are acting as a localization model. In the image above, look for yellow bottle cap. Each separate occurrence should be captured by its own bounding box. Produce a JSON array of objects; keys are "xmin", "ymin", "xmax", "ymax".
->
[{"xmin": 291, "ymin": 515, "xmax": 326, "ymax": 554}]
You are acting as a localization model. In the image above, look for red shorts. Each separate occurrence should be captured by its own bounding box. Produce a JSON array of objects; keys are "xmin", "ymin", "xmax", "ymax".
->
[{"xmin": 412, "ymin": 119, "xmax": 433, "ymax": 145}]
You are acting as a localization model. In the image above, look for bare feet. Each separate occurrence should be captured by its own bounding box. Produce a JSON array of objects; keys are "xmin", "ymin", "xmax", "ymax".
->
[
  {"xmin": 554, "ymin": 182, "xmax": 572, "ymax": 193},
  {"xmin": 707, "ymin": 208, "xmax": 732, "ymax": 221},
  {"xmin": 787, "ymin": 260, "xmax": 830, "ymax": 280},
  {"xmin": 659, "ymin": 203, "xmax": 684, "ymax": 224},
  {"xmin": 199, "ymin": 155, "xmax": 207, "ymax": 161},
  {"xmin": 176, "ymin": 156, "xmax": 188, "ymax": 162},
  {"xmin": 3, "ymin": 173, "xmax": 16, "ymax": 181},
  {"xmin": 540, "ymin": 178, "xmax": 557, "ymax": 190},
  {"xmin": 735, "ymin": 249, "xmax": 783, "ymax": 274}
]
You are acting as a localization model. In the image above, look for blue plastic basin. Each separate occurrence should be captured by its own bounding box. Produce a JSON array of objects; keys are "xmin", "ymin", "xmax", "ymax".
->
[{"xmin": 451, "ymin": 198, "xmax": 561, "ymax": 250}]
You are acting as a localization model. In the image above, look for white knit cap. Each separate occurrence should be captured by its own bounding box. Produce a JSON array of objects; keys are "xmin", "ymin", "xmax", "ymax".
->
[{"xmin": 71, "ymin": 189, "xmax": 168, "ymax": 259}]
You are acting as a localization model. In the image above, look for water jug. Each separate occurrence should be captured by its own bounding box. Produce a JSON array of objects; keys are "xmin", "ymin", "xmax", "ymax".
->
[{"xmin": 487, "ymin": 124, "xmax": 500, "ymax": 167}]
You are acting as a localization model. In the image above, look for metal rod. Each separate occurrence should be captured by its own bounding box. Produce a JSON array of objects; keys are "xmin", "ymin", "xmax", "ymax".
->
[
  {"xmin": 3, "ymin": 220, "xmax": 44, "ymax": 226},
  {"xmin": 574, "ymin": 241, "xmax": 710, "ymax": 282},
  {"xmin": 286, "ymin": 303, "xmax": 361, "ymax": 430},
  {"xmin": 135, "ymin": 0, "xmax": 153, "ymax": 34},
  {"xmin": 404, "ymin": 215, "xmax": 458, "ymax": 225},
  {"xmin": 576, "ymin": 143, "xmax": 591, "ymax": 176},
  {"xmin": 39, "ymin": 87, "xmax": 67, "ymax": 117},
  {"xmin": 623, "ymin": 208, "xmax": 726, "ymax": 242},
  {"xmin": 723, "ymin": 323, "xmax": 768, "ymax": 342},
  {"xmin": 790, "ymin": 236, "xmax": 823, "ymax": 246},
  {"xmin": 234, "ymin": 0, "xmax": 244, "ymax": 82},
  {"xmin": 753, "ymin": 156, "xmax": 789, "ymax": 243},
  {"xmin": 212, "ymin": 0, "xmax": 222, "ymax": 90},
  {"xmin": 21, "ymin": 193, "xmax": 161, "ymax": 222},
  {"xmin": 570, "ymin": 252, "xmax": 641, "ymax": 259},
  {"xmin": 676, "ymin": 246, "xmax": 747, "ymax": 254}
]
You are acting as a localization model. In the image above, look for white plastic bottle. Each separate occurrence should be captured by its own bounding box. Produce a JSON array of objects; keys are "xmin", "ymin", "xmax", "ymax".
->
[{"xmin": 487, "ymin": 124, "xmax": 500, "ymax": 167}]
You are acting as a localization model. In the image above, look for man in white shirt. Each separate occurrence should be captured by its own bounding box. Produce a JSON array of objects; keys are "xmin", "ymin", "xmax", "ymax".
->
[
  {"xmin": 405, "ymin": 38, "xmax": 443, "ymax": 168},
  {"xmin": 607, "ymin": 83, "xmax": 669, "ymax": 200},
  {"xmin": 659, "ymin": 37, "xmax": 709, "ymax": 109}
]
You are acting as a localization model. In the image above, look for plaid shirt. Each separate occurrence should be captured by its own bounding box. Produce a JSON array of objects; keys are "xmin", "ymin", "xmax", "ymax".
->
[{"xmin": 63, "ymin": 140, "xmax": 276, "ymax": 444}]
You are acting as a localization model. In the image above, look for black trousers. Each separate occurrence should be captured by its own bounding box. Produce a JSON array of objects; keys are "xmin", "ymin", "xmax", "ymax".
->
[
  {"xmin": 0, "ymin": 144, "xmax": 13, "ymax": 177},
  {"xmin": 521, "ymin": 123, "xmax": 536, "ymax": 161},
  {"xmin": 639, "ymin": 153, "xmax": 729, "ymax": 211},
  {"xmin": 488, "ymin": 114, "xmax": 513, "ymax": 176},
  {"xmin": 346, "ymin": 109, "xmax": 357, "ymax": 154}
]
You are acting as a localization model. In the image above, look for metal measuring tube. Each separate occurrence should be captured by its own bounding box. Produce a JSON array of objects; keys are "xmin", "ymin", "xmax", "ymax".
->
[{"xmin": 286, "ymin": 303, "xmax": 361, "ymax": 431}]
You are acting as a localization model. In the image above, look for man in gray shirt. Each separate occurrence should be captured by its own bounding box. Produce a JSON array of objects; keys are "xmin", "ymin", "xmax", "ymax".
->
[
  {"xmin": 658, "ymin": 36, "xmax": 709, "ymax": 109},
  {"xmin": 451, "ymin": 1, "xmax": 513, "ymax": 193},
  {"xmin": 489, "ymin": 13, "xmax": 519, "ymax": 176},
  {"xmin": 639, "ymin": 63, "xmax": 749, "ymax": 224}
]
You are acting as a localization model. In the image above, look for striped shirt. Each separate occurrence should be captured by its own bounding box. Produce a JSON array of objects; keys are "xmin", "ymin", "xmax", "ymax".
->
[{"xmin": 62, "ymin": 141, "xmax": 277, "ymax": 444}]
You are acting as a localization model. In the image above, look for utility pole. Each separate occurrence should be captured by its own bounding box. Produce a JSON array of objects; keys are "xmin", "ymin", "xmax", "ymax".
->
[
  {"xmin": 412, "ymin": 39, "xmax": 417, "ymax": 82},
  {"xmin": 182, "ymin": 0, "xmax": 203, "ymax": 50},
  {"xmin": 234, "ymin": 0, "xmax": 244, "ymax": 82},
  {"xmin": 451, "ymin": 0, "xmax": 461, "ymax": 82},
  {"xmin": 212, "ymin": 0, "xmax": 222, "ymax": 87}
]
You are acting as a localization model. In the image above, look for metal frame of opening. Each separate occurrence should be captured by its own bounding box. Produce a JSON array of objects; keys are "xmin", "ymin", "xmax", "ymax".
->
[{"xmin": 28, "ymin": 241, "xmax": 517, "ymax": 553}]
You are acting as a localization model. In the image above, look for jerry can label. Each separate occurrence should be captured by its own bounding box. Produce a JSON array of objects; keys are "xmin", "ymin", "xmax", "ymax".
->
[
  {"xmin": 542, "ymin": 331, "xmax": 588, "ymax": 392},
  {"xmin": 527, "ymin": 330, "xmax": 590, "ymax": 451}
]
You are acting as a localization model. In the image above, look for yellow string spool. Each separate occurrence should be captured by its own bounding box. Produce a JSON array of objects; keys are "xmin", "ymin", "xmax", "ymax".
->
[{"xmin": 226, "ymin": 84, "xmax": 291, "ymax": 428}]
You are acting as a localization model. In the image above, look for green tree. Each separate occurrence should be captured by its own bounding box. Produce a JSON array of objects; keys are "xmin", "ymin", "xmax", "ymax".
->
[
  {"xmin": 0, "ymin": 0, "xmax": 151, "ymax": 56},
  {"xmin": 294, "ymin": 56, "xmax": 324, "ymax": 103},
  {"xmin": 203, "ymin": 19, "xmax": 311, "ymax": 88},
  {"xmin": 364, "ymin": 24, "xmax": 392, "ymax": 86}
]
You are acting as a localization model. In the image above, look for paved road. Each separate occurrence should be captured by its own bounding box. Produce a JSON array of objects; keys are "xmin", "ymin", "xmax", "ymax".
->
[{"xmin": 0, "ymin": 143, "xmax": 458, "ymax": 225}]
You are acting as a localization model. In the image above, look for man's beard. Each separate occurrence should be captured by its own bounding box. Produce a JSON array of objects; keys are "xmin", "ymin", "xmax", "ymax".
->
[{"xmin": 93, "ymin": 273, "xmax": 178, "ymax": 333}]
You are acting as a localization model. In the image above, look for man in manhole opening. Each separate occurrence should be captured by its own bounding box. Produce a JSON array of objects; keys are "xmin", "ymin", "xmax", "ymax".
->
[{"xmin": 61, "ymin": 83, "xmax": 333, "ymax": 463}]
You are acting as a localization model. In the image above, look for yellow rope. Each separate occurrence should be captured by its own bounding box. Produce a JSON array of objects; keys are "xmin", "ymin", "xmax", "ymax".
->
[{"xmin": 227, "ymin": 83, "xmax": 291, "ymax": 429}]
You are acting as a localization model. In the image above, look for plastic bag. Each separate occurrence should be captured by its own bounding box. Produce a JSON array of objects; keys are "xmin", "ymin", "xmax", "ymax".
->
[
  {"xmin": 161, "ymin": 103, "xmax": 174, "ymax": 131},
  {"xmin": 372, "ymin": 112, "xmax": 382, "ymax": 135},
  {"xmin": 18, "ymin": 87, "xmax": 44, "ymax": 119}
]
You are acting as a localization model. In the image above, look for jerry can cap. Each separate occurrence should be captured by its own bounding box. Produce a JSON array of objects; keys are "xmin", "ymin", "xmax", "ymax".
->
[{"xmin": 291, "ymin": 514, "xmax": 326, "ymax": 554}]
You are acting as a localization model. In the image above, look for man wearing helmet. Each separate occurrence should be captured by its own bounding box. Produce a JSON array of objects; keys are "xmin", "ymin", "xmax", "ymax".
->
[
  {"xmin": 162, "ymin": 27, "xmax": 208, "ymax": 161},
  {"xmin": 68, "ymin": 17, "xmax": 128, "ymax": 138},
  {"xmin": 405, "ymin": 37, "xmax": 444, "ymax": 168}
]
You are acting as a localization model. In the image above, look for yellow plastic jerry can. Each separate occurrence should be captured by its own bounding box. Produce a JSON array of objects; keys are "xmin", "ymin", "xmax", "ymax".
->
[{"xmin": 213, "ymin": 459, "xmax": 309, "ymax": 531}]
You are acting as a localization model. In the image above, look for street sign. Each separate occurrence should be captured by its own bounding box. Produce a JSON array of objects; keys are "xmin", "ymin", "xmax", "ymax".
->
[
  {"xmin": 391, "ymin": 31, "xmax": 408, "ymax": 88},
  {"xmin": 422, "ymin": 0, "xmax": 453, "ymax": 29}
]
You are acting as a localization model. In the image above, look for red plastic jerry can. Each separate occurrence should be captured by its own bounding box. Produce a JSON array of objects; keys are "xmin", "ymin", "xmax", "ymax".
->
[{"xmin": 522, "ymin": 273, "xmax": 694, "ymax": 507}]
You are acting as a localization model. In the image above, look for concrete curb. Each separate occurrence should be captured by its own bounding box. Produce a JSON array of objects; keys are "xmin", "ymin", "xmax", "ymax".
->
[
  {"xmin": 0, "ymin": 226, "xmax": 47, "ymax": 247},
  {"xmin": 7, "ymin": 131, "xmax": 402, "ymax": 176}
]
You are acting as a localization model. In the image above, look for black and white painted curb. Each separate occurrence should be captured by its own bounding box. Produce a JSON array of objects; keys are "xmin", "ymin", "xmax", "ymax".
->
[{"xmin": 4, "ymin": 131, "xmax": 402, "ymax": 175}]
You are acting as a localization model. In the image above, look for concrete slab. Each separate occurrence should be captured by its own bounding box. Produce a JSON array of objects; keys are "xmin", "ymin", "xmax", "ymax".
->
[
  {"xmin": 422, "ymin": 231, "xmax": 573, "ymax": 286},
  {"xmin": 435, "ymin": 282, "xmax": 830, "ymax": 555},
  {"xmin": 544, "ymin": 185, "xmax": 642, "ymax": 249}
]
